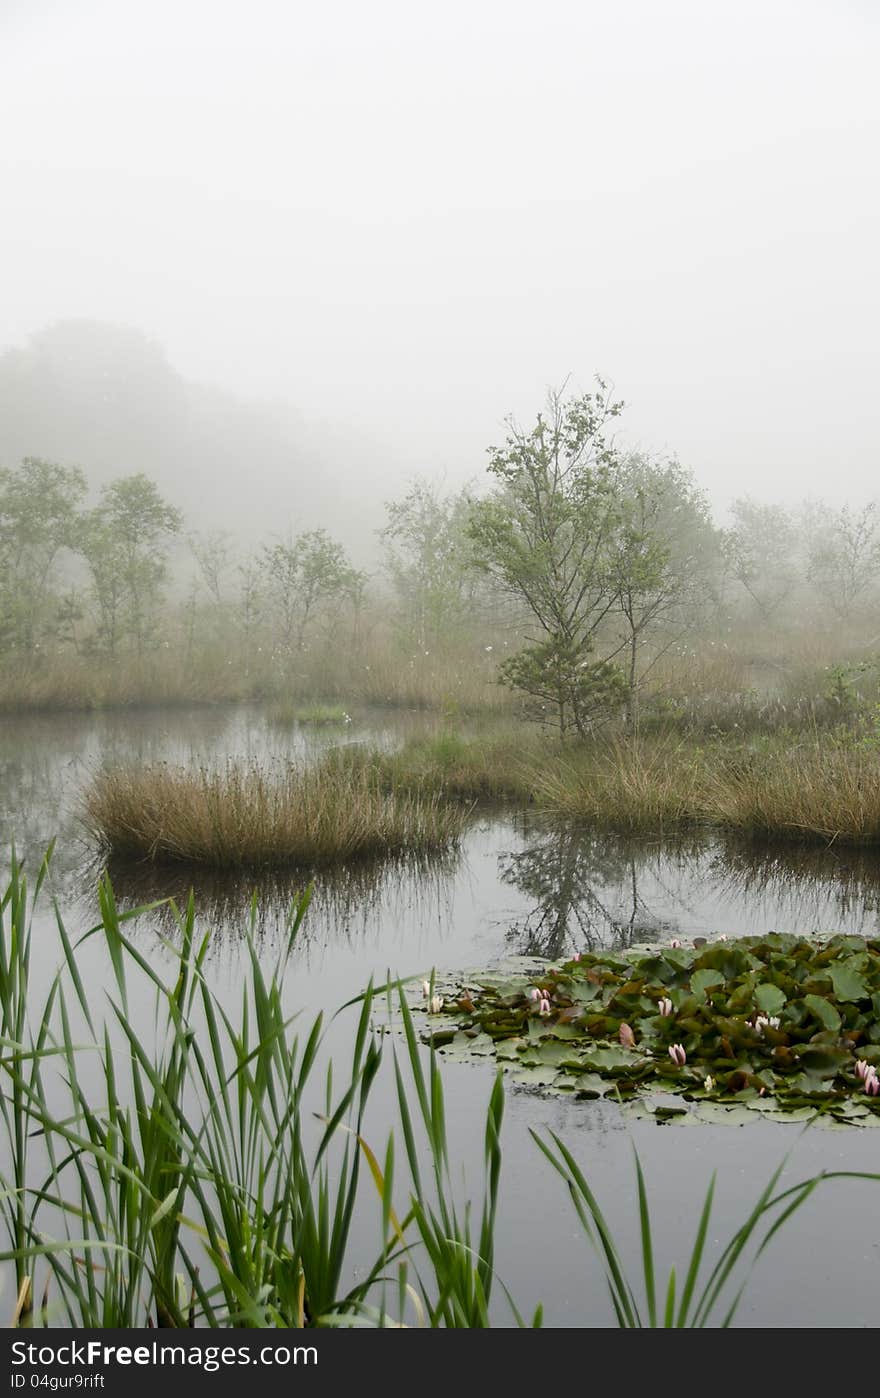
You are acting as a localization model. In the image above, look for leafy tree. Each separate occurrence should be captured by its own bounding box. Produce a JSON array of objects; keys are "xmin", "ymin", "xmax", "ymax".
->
[
  {"xmin": 468, "ymin": 382, "xmax": 626, "ymax": 736},
  {"xmin": 380, "ymin": 480, "xmax": 479, "ymax": 648},
  {"xmin": 722, "ymin": 498, "xmax": 798, "ymax": 620},
  {"xmin": 608, "ymin": 455, "xmax": 720, "ymax": 731},
  {"xmin": 805, "ymin": 501, "xmax": 880, "ymax": 619},
  {"xmin": 0, "ymin": 457, "xmax": 87, "ymax": 653},
  {"xmin": 261, "ymin": 529, "xmax": 362, "ymax": 656},
  {"xmin": 80, "ymin": 473, "xmax": 182, "ymax": 656}
]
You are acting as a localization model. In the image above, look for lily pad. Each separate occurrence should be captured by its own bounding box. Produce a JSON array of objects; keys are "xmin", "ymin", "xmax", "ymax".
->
[{"xmin": 404, "ymin": 933, "xmax": 880, "ymax": 1124}]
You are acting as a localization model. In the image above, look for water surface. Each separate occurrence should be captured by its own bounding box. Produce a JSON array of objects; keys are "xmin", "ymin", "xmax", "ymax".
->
[{"xmin": 2, "ymin": 705, "xmax": 879, "ymax": 1326}]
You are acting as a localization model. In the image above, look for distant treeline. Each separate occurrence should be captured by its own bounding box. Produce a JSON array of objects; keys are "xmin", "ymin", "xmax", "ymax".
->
[{"xmin": 2, "ymin": 382, "xmax": 880, "ymax": 726}]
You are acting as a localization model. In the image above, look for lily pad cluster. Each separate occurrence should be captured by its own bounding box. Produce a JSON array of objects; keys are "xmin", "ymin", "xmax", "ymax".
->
[{"xmin": 422, "ymin": 934, "xmax": 880, "ymax": 1125}]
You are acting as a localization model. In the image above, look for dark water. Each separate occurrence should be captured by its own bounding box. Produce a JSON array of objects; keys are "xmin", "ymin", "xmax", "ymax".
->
[{"xmin": 2, "ymin": 705, "xmax": 879, "ymax": 1327}]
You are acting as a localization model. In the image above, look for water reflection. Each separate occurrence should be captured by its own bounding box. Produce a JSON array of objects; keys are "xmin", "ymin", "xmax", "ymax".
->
[
  {"xmin": 499, "ymin": 822, "xmax": 678, "ymax": 958},
  {"xmin": 497, "ymin": 818, "xmax": 880, "ymax": 957},
  {"xmin": 93, "ymin": 847, "xmax": 461, "ymax": 957}
]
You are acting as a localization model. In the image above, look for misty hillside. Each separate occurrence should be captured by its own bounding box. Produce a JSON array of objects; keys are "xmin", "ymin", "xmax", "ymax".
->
[{"xmin": 0, "ymin": 320, "xmax": 363, "ymax": 546}]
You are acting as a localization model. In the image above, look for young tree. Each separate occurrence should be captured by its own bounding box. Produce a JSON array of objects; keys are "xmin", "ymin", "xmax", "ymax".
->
[
  {"xmin": 805, "ymin": 501, "xmax": 880, "ymax": 619},
  {"xmin": 380, "ymin": 480, "xmax": 479, "ymax": 648},
  {"xmin": 80, "ymin": 473, "xmax": 182, "ymax": 656},
  {"xmin": 0, "ymin": 457, "xmax": 87, "ymax": 653},
  {"xmin": 608, "ymin": 454, "xmax": 720, "ymax": 731},
  {"xmin": 261, "ymin": 529, "xmax": 361, "ymax": 655},
  {"xmin": 722, "ymin": 498, "xmax": 798, "ymax": 620},
  {"xmin": 467, "ymin": 381, "xmax": 627, "ymax": 736}
]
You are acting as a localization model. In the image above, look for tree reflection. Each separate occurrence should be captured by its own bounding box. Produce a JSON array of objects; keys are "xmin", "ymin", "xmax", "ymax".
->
[
  {"xmin": 500, "ymin": 818, "xmax": 880, "ymax": 959},
  {"xmin": 499, "ymin": 820, "xmax": 680, "ymax": 958}
]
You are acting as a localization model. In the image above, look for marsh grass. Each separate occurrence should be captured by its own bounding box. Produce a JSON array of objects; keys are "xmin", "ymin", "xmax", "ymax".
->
[
  {"xmin": 704, "ymin": 742, "xmax": 880, "ymax": 846},
  {"xmin": 345, "ymin": 728, "xmax": 548, "ymax": 803},
  {"xmin": 358, "ymin": 726, "xmax": 880, "ymax": 849},
  {"xmin": 540, "ymin": 734, "xmax": 880, "ymax": 847},
  {"xmin": 83, "ymin": 760, "xmax": 468, "ymax": 869}
]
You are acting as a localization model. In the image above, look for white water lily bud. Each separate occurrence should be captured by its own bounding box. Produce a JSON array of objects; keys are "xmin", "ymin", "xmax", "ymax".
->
[
  {"xmin": 658, "ymin": 997, "xmax": 673, "ymax": 1017},
  {"xmin": 428, "ymin": 995, "xmax": 444, "ymax": 1015},
  {"xmin": 422, "ymin": 981, "xmax": 431, "ymax": 999},
  {"xmin": 668, "ymin": 1043, "xmax": 686, "ymax": 1067},
  {"xmin": 704, "ymin": 1075, "xmax": 715, "ymax": 1092}
]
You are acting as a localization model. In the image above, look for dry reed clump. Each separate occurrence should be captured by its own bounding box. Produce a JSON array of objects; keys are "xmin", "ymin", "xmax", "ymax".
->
[
  {"xmin": 536, "ymin": 734, "xmax": 880, "ymax": 848},
  {"xmin": 534, "ymin": 737, "xmax": 707, "ymax": 832},
  {"xmin": 704, "ymin": 744, "xmax": 880, "ymax": 846},
  {"xmin": 84, "ymin": 760, "xmax": 468, "ymax": 868}
]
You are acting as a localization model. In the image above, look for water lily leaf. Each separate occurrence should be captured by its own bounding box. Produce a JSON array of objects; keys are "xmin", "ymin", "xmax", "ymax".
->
[
  {"xmin": 544, "ymin": 1022, "xmax": 585, "ymax": 1040},
  {"xmin": 653, "ymin": 1103, "xmax": 689, "ymax": 1120},
  {"xmin": 828, "ymin": 962, "xmax": 869, "ymax": 1003},
  {"xmin": 693, "ymin": 1102, "xmax": 755, "ymax": 1126},
  {"xmin": 580, "ymin": 1045, "xmax": 644, "ymax": 1072},
  {"xmin": 754, "ymin": 983, "xmax": 787, "ymax": 1016},
  {"xmin": 690, "ymin": 969, "xmax": 724, "ymax": 1001},
  {"xmin": 789, "ymin": 1072, "xmax": 836, "ymax": 1097},
  {"xmin": 570, "ymin": 1073, "xmax": 606, "ymax": 1098},
  {"xmin": 834, "ymin": 1099, "xmax": 870, "ymax": 1119},
  {"xmin": 803, "ymin": 994, "xmax": 841, "ymax": 1033},
  {"xmin": 509, "ymin": 1065, "xmax": 561, "ymax": 1087},
  {"xmin": 797, "ymin": 1045, "xmax": 849, "ymax": 1075}
]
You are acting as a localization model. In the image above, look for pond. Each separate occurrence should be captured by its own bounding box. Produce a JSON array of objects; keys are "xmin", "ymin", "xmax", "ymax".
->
[{"xmin": 1, "ymin": 704, "xmax": 879, "ymax": 1327}]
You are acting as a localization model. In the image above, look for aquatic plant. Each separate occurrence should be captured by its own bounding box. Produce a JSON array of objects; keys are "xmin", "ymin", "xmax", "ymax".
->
[{"xmin": 423, "ymin": 933, "xmax": 880, "ymax": 1123}]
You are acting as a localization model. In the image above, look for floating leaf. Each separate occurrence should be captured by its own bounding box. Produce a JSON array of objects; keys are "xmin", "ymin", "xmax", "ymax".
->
[
  {"xmin": 691, "ymin": 969, "xmax": 724, "ymax": 1001},
  {"xmin": 803, "ymin": 994, "xmax": 841, "ymax": 1033},
  {"xmin": 828, "ymin": 961, "xmax": 869, "ymax": 1003},
  {"xmin": 754, "ymin": 983, "xmax": 787, "ymax": 1016}
]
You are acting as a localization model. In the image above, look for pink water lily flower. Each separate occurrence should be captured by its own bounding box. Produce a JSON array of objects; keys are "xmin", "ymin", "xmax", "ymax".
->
[
  {"xmin": 864, "ymin": 1071, "xmax": 880, "ymax": 1097},
  {"xmin": 669, "ymin": 939, "xmax": 682, "ymax": 949},
  {"xmin": 668, "ymin": 1043, "xmax": 687, "ymax": 1067},
  {"xmin": 538, "ymin": 997, "xmax": 552, "ymax": 1017},
  {"xmin": 855, "ymin": 1059, "xmax": 872, "ymax": 1081},
  {"xmin": 528, "ymin": 987, "xmax": 542, "ymax": 1002},
  {"xmin": 658, "ymin": 997, "xmax": 673, "ymax": 1017}
]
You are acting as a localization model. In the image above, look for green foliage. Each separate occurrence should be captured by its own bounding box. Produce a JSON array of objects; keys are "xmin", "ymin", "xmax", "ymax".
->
[
  {"xmin": 381, "ymin": 480, "xmax": 480, "ymax": 649},
  {"xmin": 431, "ymin": 933, "xmax": 880, "ymax": 1122},
  {"xmin": 467, "ymin": 382, "xmax": 627, "ymax": 735},
  {"xmin": 0, "ymin": 458, "xmax": 87, "ymax": 652},
  {"xmin": 498, "ymin": 639, "xmax": 626, "ymax": 733},
  {"xmin": 261, "ymin": 529, "xmax": 363, "ymax": 658},
  {"xmin": 80, "ymin": 473, "xmax": 182, "ymax": 657},
  {"xmin": 806, "ymin": 502, "xmax": 880, "ymax": 620},
  {"xmin": 722, "ymin": 498, "xmax": 799, "ymax": 620}
]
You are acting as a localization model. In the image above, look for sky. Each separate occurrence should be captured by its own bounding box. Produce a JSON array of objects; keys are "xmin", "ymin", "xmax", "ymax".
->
[{"xmin": 1, "ymin": 0, "xmax": 878, "ymax": 519}]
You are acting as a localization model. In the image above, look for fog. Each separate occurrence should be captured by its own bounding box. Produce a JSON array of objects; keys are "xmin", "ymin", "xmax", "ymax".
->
[{"xmin": 1, "ymin": 0, "xmax": 879, "ymax": 544}]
